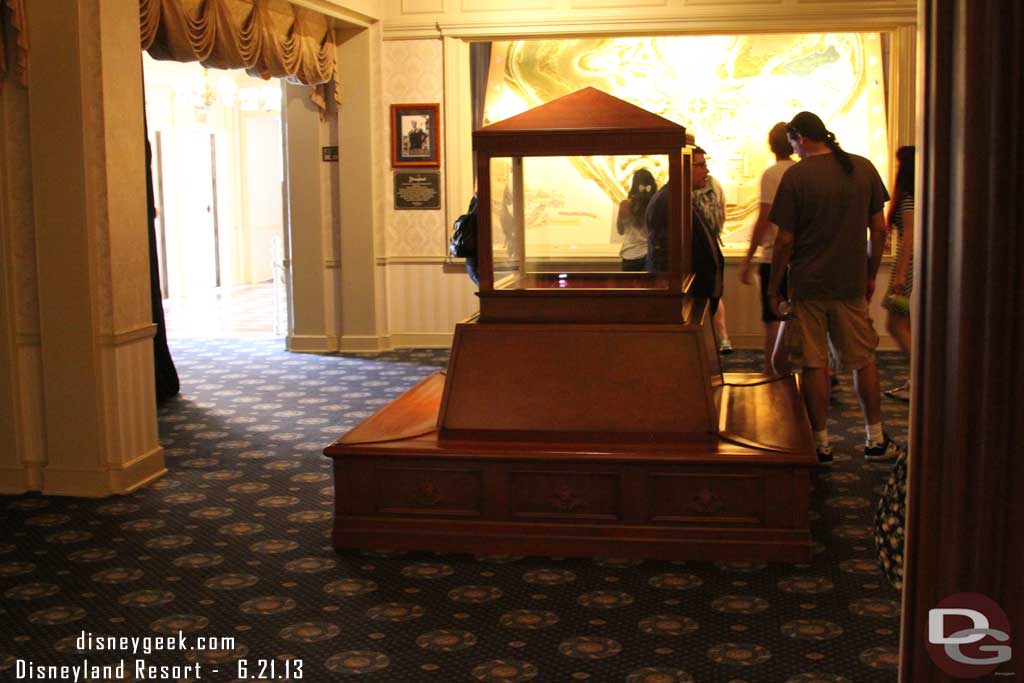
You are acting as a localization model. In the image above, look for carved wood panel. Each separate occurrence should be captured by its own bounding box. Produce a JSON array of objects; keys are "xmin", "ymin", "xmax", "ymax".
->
[
  {"xmin": 647, "ymin": 472, "xmax": 763, "ymax": 524},
  {"xmin": 375, "ymin": 465, "xmax": 484, "ymax": 516},
  {"xmin": 508, "ymin": 470, "xmax": 620, "ymax": 521}
]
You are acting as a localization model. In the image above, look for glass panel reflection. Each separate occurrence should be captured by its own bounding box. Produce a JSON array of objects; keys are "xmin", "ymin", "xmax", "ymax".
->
[
  {"xmin": 488, "ymin": 155, "xmax": 671, "ymax": 290},
  {"xmin": 483, "ymin": 33, "xmax": 889, "ymax": 250}
]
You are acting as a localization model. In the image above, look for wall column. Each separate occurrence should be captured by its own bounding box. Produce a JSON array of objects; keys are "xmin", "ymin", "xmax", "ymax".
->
[
  {"xmin": 283, "ymin": 82, "xmax": 342, "ymax": 353},
  {"xmin": 0, "ymin": 62, "xmax": 46, "ymax": 494},
  {"xmin": 24, "ymin": 0, "xmax": 164, "ymax": 496},
  {"xmin": 337, "ymin": 24, "xmax": 390, "ymax": 351}
]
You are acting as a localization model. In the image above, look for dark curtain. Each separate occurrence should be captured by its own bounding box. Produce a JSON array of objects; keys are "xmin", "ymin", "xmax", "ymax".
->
[
  {"xmin": 144, "ymin": 98, "xmax": 180, "ymax": 402},
  {"xmin": 469, "ymin": 41, "xmax": 491, "ymax": 131},
  {"xmin": 469, "ymin": 41, "xmax": 492, "ymax": 189}
]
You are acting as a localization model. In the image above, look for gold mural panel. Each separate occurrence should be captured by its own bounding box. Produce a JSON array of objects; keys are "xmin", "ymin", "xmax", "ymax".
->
[{"xmin": 484, "ymin": 33, "xmax": 889, "ymax": 254}]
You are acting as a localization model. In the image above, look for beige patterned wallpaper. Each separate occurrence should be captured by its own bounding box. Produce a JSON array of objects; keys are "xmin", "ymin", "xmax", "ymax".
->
[{"xmin": 381, "ymin": 39, "xmax": 447, "ymax": 257}]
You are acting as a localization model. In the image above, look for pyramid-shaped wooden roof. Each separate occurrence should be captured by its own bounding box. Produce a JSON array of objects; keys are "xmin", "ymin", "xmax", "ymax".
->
[{"xmin": 474, "ymin": 87, "xmax": 692, "ymax": 156}]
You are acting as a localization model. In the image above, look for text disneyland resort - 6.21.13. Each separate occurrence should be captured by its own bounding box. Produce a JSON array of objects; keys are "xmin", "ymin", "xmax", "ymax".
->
[{"xmin": 15, "ymin": 630, "xmax": 304, "ymax": 681}]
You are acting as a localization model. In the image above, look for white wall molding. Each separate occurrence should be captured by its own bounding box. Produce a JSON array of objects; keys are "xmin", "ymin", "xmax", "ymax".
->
[
  {"xmin": 340, "ymin": 334, "xmax": 393, "ymax": 352},
  {"xmin": 292, "ymin": 0, "xmax": 382, "ymax": 26},
  {"xmin": 43, "ymin": 444, "xmax": 166, "ymax": 498},
  {"xmin": 383, "ymin": 2, "xmax": 917, "ymax": 40},
  {"xmin": 101, "ymin": 323, "xmax": 158, "ymax": 347},
  {"xmin": 0, "ymin": 468, "xmax": 31, "ymax": 495},
  {"xmin": 287, "ymin": 334, "xmax": 341, "ymax": 353},
  {"xmin": 98, "ymin": 337, "xmax": 163, "ymax": 486},
  {"xmin": 390, "ymin": 332, "xmax": 454, "ymax": 348},
  {"xmin": 16, "ymin": 345, "xmax": 47, "ymax": 491},
  {"xmin": 376, "ymin": 255, "xmax": 449, "ymax": 265}
]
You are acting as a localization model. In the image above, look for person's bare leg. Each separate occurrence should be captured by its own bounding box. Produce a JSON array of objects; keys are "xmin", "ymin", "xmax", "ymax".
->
[
  {"xmin": 802, "ymin": 367, "xmax": 831, "ymax": 432},
  {"xmin": 886, "ymin": 312, "xmax": 912, "ymax": 356},
  {"xmin": 764, "ymin": 321, "xmax": 780, "ymax": 374},
  {"xmin": 714, "ymin": 300, "xmax": 731, "ymax": 347},
  {"xmin": 853, "ymin": 359, "xmax": 883, "ymax": 425}
]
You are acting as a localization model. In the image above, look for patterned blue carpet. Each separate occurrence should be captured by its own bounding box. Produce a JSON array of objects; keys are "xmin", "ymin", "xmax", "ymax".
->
[{"xmin": 1, "ymin": 339, "xmax": 910, "ymax": 683}]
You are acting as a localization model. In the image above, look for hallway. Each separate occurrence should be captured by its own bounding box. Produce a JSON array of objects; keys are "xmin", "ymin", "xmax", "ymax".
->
[{"xmin": 163, "ymin": 283, "xmax": 282, "ymax": 339}]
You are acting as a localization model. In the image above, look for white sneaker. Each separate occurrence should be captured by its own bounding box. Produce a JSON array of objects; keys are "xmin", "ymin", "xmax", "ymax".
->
[
  {"xmin": 718, "ymin": 338, "xmax": 734, "ymax": 354},
  {"xmin": 865, "ymin": 433, "xmax": 903, "ymax": 462},
  {"xmin": 884, "ymin": 382, "xmax": 910, "ymax": 402}
]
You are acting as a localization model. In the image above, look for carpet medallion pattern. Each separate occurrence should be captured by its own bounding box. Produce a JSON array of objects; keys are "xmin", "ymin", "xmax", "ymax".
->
[{"xmin": 0, "ymin": 340, "xmax": 909, "ymax": 682}]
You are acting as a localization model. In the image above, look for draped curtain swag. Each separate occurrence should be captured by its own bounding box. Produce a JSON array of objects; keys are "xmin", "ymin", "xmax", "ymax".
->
[
  {"xmin": 0, "ymin": 0, "xmax": 28, "ymax": 92},
  {"xmin": 139, "ymin": 0, "xmax": 338, "ymax": 114}
]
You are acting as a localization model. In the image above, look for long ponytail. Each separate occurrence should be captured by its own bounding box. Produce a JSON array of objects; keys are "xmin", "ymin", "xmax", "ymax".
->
[
  {"xmin": 823, "ymin": 131, "xmax": 854, "ymax": 175},
  {"xmin": 788, "ymin": 111, "xmax": 854, "ymax": 175}
]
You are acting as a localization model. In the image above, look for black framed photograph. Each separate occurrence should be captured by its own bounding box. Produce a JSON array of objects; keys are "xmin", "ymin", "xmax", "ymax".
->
[{"xmin": 391, "ymin": 103, "xmax": 440, "ymax": 167}]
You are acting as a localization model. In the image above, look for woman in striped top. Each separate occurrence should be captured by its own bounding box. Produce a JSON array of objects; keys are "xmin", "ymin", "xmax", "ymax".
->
[{"xmin": 883, "ymin": 146, "xmax": 915, "ymax": 401}]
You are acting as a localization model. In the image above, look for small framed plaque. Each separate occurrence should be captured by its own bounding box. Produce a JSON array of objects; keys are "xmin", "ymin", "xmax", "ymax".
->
[{"xmin": 394, "ymin": 171, "xmax": 442, "ymax": 210}]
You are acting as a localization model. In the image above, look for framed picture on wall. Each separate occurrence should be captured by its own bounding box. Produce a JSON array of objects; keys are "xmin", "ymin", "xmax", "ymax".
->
[{"xmin": 391, "ymin": 103, "xmax": 440, "ymax": 167}]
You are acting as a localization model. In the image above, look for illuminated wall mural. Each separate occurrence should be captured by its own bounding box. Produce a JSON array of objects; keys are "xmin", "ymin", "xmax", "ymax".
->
[{"xmin": 483, "ymin": 33, "xmax": 889, "ymax": 256}]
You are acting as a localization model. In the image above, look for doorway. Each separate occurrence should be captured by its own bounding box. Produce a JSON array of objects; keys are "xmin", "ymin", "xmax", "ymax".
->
[{"xmin": 143, "ymin": 55, "xmax": 286, "ymax": 339}]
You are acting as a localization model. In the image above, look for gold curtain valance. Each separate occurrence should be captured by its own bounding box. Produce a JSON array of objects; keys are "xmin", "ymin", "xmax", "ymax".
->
[
  {"xmin": 0, "ymin": 0, "xmax": 28, "ymax": 91},
  {"xmin": 140, "ymin": 0, "xmax": 338, "ymax": 113}
]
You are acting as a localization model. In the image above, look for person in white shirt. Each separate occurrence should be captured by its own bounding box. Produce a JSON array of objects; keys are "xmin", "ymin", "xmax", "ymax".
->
[
  {"xmin": 741, "ymin": 122, "xmax": 796, "ymax": 372},
  {"xmin": 615, "ymin": 169, "xmax": 657, "ymax": 271}
]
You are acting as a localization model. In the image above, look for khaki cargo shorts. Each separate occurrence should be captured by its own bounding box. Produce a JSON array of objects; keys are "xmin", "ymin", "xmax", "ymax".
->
[{"xmin": 778, "ymin": 298, "xmax": 880, "ymax": 371}]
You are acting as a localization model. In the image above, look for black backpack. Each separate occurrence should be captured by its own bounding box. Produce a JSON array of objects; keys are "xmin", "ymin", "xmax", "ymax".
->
[{"xmin": 449, "ymin": 196, "xmax": 478, "ymax": 258}]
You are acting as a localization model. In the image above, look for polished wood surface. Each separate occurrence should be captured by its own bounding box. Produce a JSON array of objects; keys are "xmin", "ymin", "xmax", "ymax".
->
[
  {"xmin": 339, "ymin": 372, "xmax": 446, "ymax": 446},
  {"xmin": 330, "ymin": 371, "xmax": 812, "ymax": 460},
  {"xmin": 474, "ymin": 87, "xmax": 692, "ymax": 157},
  {"xmin": 325, "ymin": 370, "xmax": 816, "ymax": 562},
  {"xmin": 477, "ymin": 292, "xmax": 690, "ymax": 324},
  {"xmin": 498, "ymin": 272, "xmax": 669, "ymax": 289},
  {"xmin": 438, "ymin": 319, "xmax": 719, "ymax": 436},
  {"xmin": 718, "ymin": 374, "xmax": 815, "ymax": 453},
  {"xmin": 901, "ymin": 2, "xmax": 1024, "ymax": 680}
]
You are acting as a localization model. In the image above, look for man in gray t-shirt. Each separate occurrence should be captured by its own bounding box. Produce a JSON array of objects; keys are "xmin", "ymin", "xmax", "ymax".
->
[{"xmin": 767, "ymin": 111, "xmax": 901, "ymax": 465}]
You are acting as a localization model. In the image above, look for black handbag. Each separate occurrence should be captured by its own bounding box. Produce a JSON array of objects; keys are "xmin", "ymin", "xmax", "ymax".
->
[{"xmin": 449, "ymin": 196, "xmax": 478, "ymax": 258}]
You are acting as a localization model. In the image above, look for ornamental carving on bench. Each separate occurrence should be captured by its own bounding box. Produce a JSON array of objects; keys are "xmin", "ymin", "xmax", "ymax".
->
[
  {"xmin": 414, "ymin": 481, "xmax": 443, "ymax": 507},
  {"xmin": 551, "ymin": 485, "xmax": 585, "ymax": 513},
  {"xmin": 688, "ymin": 488, "xmax": 724, "ymax": 514}
]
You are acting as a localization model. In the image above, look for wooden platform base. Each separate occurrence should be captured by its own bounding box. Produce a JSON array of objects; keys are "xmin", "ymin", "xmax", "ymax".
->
[{"xmin": 324, "ymin": 372, "xmax": 817, "ymax": 562}]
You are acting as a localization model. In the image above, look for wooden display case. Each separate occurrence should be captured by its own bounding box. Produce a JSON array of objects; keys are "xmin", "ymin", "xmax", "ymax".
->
[{"xmin": 325, "ymin": 88, "xmax": 817, "ymax": 561}]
